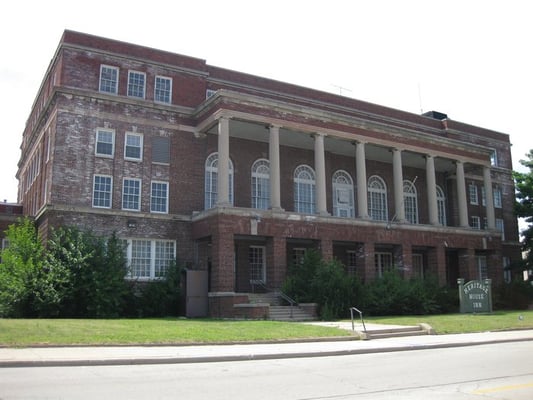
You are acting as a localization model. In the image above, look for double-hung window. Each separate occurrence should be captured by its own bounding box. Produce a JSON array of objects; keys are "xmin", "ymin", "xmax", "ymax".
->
[
  {"xmin": 403, "ymin": 180, "xmax": 418, "ymax": 224},
  {"xmin": 122, "ymin": 178, "xmax": 141, "ymax": 211},
  {"xmin": 493, "ymin": 187, "xmax": 502, "ymax": 208},
  {"xmin": 154, "ymin": 76, "xmax": 172, "ymax": 104},
  {"xmin": 332, "ymin": 170, "xmax": 354, "ymax": 218},
  {"xmin": 124, "ymin": 239, "xmax": 176, "ymax": 279},
  {"xmin": 127, "ymin": 70, "xmax": 146, "ymax": 99},
  {"xmin": 368, "ymin": 176, "xmax": 388, "ymax": 221},
  {"xmin": 375, "ymin": 252, "xmax": 393, "ymax": 278},
  {"xmin": 469, "ymin": 183, "xmax": 478, "ymax": 205},
  {"xmin": 294, "ymin": 165, "xmax": 316, "ymax": 214},
  {"xmin": 251, "ymin": 159, "xmax": 270, "ymax": 209},
  {"xmin": 125, "ymin": 132, "xmax": 143, "ymax": 161},
  {"xmin": 470, "ymin": 216, "xmax": 481, "ymax": 230},
  {"xmin": 151, "ymin": 181, "xmax": 168, "ymax": 213},
  {"xmin": 93, "ymin": 175, "xmax": 112, "ymax": 208},
  {"xmin": 99, "ymin": 65, "xmax": 118, "ymax": 94},
  {"xmin": 95, "ymin": 129, "xmax": 115, "ymax": 157}
]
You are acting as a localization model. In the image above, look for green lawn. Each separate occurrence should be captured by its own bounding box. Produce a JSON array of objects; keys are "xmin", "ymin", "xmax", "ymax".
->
[
  {"xmin": 367, "ymin": 310, "xmax": 533, "ymax": 334},
  {"xmin": 0, "ymin": 318, "xmax": 348, "ymax": 347},
  {"xmin": 1, "ymin": 311, "xmax": 532, "ymax": 347}
]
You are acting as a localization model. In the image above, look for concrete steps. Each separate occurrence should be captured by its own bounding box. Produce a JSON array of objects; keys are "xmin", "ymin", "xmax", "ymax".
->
[
  {"xmin": 269, "ymin": 305, "xmax": 316, "ymax": 321},
  {"xmin": 248, "ymin": 292, "xmax": 283, "ymax": 306},
  {"xmin": 358, "ymin": 323, "xmax": 435, "ymax": 340}
]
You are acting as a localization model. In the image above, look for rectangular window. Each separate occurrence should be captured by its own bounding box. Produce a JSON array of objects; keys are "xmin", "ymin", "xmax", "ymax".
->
[
  {"xmin": 249, "ymin": 246, "xmax": 266, "ymax": 283},
  {"xmin": 127, "ymin": 70, "xmax": 146, "ymax": 99},
  {"xmin": 154, "ymin": 76, "xmax": 172, "ymax": 104},
  {"xmin": 481, "ymin": 186, "xmax": 486, "ymax": 206},
  {"xmin": 93, "ymin": 175, "xmax": 112, "ymax": 208},
  {"xmin": 347, "ymin": 250, "xmax": 357, "ymax": 276},
  {"xmin": 476, "ymin": 255, "xmax": 488, "ymax": 280},
  {"xmin": 375, "ymin": 252, "xmax": 393, "ymax": 278},
  {"xmin": 124, "ymin": 132, "xmax": 143, "ymax": 161},
  {"xmin": 151, "ymin": 181, "xmax": 168, "ymax": 213},
  {"xmin": 496, "ymin": 218, "xmax": 505, "ymax": 241},
  {"xmin": 99, "ymin": 65, "xmax": 118, "ymax": 94},
  {"xmin": 490, "ymin": 149, "xmax": 498, "ymax": 167},
  {"xmin": 292, "ymin": 248, "xmax": 306, "ymax": 266},
  {"xmin": 124, "ymin": 239, "xmax": 175, "ymax": 279},
  {"xmin": 469, "ymin": 183, "xmax": 478, "ymax": 205},
  {"xmin": 470, "ymin": 216, "xmax": 481, "ymax": 229},
  {"xmin": 412, "ymin": 254, "xmax": 424, "ymax": 279},
  {"xmin": 503, "ymin": 257, "xmax": 511, "ymax": 283},
  {"xmin": 95, "ymin": 129, "xmax": 115, "ymax": 157},
  {"xmin": 122, "ymin": 178, "xmax": 141, "ymax": 211},
  {"xmin": 152, "ymin": 136, "xmax": 170, "ymax": 164},
  {"xmin": 493, "ymin": 187, "xmax": 502, "ymax": 208}
]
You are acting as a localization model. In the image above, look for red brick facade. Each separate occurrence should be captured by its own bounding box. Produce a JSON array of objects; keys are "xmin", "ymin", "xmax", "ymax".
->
[{"xmin": 16, "ymin": 30, "xmax": 521, "ymax": 317}]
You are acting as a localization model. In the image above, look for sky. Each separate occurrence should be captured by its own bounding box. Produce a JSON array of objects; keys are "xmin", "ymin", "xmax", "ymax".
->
[{"xmin": 1, "ymin": 0, "xmax": 531, "ymax": 205}]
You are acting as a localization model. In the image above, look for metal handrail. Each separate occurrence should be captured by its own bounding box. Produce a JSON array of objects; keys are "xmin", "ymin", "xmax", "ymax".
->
[
  {"xmin": 350, "ymin": 307, "xmax": 367, "ymax": 333},
  {"xmin": 253, "ymin": 281, "xmax": 297, "ymax": 318}
]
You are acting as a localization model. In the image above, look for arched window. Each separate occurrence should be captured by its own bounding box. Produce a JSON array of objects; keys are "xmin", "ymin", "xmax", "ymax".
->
[
  {"xmin": 332, "ymin": 170, "xmax": 354, "ymax": 218},
  {"xmin": 204, "ymin": 152, "xmax": 233, "ymax": 209},
  {"xmin": 436, "ymin": 185, "xmax": 447, "ymax": 226},
  {"xmin": 294, "ymin": 165, "xmax": 316, "ymax": 214},
  {"xmin": 251, "ymin": 159, "xmax": 270, "ymax": 209},
  {"xmin": 367, "ymin": 175, "xmax": 387, "ymax": 221},
  {"xmin": 403, "ymin": 180, "xmax": 418, "ymax": 224}
]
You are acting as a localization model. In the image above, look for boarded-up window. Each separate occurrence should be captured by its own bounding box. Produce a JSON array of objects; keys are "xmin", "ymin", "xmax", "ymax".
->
[{"xmin": 152, "ymin": 137, "xmax": 170, "ymax": 164}]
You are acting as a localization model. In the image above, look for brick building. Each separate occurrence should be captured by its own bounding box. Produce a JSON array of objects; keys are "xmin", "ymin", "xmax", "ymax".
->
[{"xmin": 17, "ymin": 30, "xmax": 521, "ymax": 317}]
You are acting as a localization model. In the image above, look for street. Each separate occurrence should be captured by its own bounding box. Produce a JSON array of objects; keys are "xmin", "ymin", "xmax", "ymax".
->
[{"xmin": 1, "ymin": 341, "xmax": 532, "ymax": 399}]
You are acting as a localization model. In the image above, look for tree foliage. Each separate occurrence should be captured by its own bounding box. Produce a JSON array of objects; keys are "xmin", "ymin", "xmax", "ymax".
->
[{"xmin": 514, "ymin": 149, "xmax": 533, "ymax": 270}]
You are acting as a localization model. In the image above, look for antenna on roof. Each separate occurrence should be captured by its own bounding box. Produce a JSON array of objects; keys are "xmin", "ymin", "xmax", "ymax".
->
[
  {"xmin": 331, "ymin": 84, "xmax": 352, "ymax": 96},
  {"xmin": 418, "ymin": 83, "xmax": 424, "ymax": 114}
]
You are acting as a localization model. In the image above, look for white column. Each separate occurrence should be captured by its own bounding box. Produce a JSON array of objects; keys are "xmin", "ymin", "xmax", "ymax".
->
[
  {"xmin": 483, "ymin": 166, "xmax": 496, "ymax": 230},
  {"xmin": 269, "ymin": 125, "xmax": 282, "ymax": 211},
  {"xmin": 426, "ymin": 155, "xmax": 439, "ymax": 225},
  {"xmin": 314, "ymin": 133, "xmax": 328, "ymax": 215},
  {"xmin": 355, "ymin": 141, "xmax": 369, "ymax": 219},
  {"xmin": 456, "ymin": 161, "xmax": 469, "ymax": 227},
  {"xmin": 392, "ymin": 148, "xmax": 406, "ymax": 222},
  {"xmin": 217, "ymin": 117, "xmax": 230, "ymax": 206}
]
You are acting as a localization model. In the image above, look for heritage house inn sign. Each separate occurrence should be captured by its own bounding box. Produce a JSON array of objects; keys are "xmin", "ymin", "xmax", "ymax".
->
[{"xmin": 457, "ymin": 278, "xmax": 493, "ymax": 313}]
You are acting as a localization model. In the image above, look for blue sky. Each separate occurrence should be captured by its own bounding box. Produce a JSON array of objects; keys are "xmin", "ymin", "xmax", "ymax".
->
[{"xmin": 1, "ymin": 0, "xmax": 531, "ymax": 204}]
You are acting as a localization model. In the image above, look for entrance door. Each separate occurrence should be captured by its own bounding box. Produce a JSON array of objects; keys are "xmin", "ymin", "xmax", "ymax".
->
[{"xmin": 249, "ymin": 245, "xmax": 266, "ymax": 284}]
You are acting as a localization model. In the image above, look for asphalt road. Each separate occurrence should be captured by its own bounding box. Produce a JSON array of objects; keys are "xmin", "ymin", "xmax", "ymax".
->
[{"xmin": 1, "ymin": 341, "xmax": 532, "ymax": 399}]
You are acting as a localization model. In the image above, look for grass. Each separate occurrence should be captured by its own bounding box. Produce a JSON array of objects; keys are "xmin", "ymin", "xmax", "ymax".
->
[
  {"xmin": 0, "ymin": 318, "xmax": 348, "ymax": 347},
  {"xmin": 1, "ymin": 310, "xmax": 532, "ymax": 347},
  {"xmin": 366, "ymin": 310, "xmax": 533, "ymax": 334}
]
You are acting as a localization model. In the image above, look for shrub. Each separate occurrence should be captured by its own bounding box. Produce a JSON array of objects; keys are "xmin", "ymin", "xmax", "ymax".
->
[{"xmin": 494, "ymin": 279, "xmax": 533, "ymax": 310}]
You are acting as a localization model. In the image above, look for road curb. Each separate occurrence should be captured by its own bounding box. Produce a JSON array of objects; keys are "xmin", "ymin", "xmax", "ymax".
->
[{"xmin": 2, "ymin": 336, "xmax": 532, "ymax": 368}]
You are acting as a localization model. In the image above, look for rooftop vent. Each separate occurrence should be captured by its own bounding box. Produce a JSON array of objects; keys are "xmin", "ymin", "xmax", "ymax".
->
[{"xmin": 422, "ymin": 110, "xmax": 448, "ymax": 121}]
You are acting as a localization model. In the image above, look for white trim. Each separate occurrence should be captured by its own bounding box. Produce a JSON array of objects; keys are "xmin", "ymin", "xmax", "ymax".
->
[
  {"xmin": 124, "ymin": 132, "xmax": 144, "ymax": 161},
  {"xmin": 92, "ymin": 174, "xmax": 113, "ymax": 209},
  {"xmin": 95, "ymin": 128, "xmax": 115, "ymax": 158},
  {"xmin": 154, "ymin": 75, "xmax": 172, "ymax": 104},
  {"xmin": 127, "ymin": 70, "xmax": 146, "ymax": 99},
  {"xmin": 99, "ymin": 64, "xmax": 119, "ymax": 95},
  {"xmin": 122, "ymin": 178, "xmax": 142, "ymax": 212},
  {"xmin": 150, "ymin": 180, "xmax": 169, "ymax": 214}
]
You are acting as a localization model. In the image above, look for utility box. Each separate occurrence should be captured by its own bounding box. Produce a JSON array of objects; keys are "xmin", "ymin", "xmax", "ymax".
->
[
  {"xmin": 185, "ymin": 270, "xmax": 208, "ymax": 317},
  {"xmin": 458, "ymin": 278, "xmax": 493, "ymax": 313}
]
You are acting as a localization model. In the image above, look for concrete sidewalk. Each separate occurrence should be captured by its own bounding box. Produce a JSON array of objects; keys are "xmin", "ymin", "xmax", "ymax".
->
[{"xmin": 1, "ymin": 326, "xmax": 533, "ymax": 368}]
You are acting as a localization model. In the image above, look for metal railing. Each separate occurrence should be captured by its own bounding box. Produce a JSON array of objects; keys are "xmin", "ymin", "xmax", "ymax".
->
[
  {"xmin": 252, "ymin": 281, "xmax": 297, "ymax": 318},
  {"xmin": 350, "ymin": 307, "xmax": 367, "ymax": 333}
]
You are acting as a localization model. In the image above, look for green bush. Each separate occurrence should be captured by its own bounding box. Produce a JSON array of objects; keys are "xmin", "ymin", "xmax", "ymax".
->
[{"xmin": 494, "ymin": 279, "xmax": 533, "ymax": 310}]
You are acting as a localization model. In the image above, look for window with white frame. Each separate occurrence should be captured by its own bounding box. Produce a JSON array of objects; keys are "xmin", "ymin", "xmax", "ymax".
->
[
  {"xmin": 436, "ymin": 185, "xmax": 447, "ymax": 225},
  {"xmin": 481, "ymin": 186, "xmax": 486, "ymax": 206},
  {"xmin": 375, "ymin": 252, "xmax": 393, "ymax": 278},
  {"xmin": 368, "ymin": 175, "xmax": 388, "ymax": 221},
  {"xmin": 124, "ymin": 132, "xmax": 143, "ymax": 161},
  {"xmin": 154, "ymin": 76, "xmax": 172, "ymax": 104},
  {"xmin": 99, "ymin": 65, "xmax": 118, "ymax": 94},
  {"xmin": 490, "ymin": 149, "xmax": 498, "ymax": 167},
  {"xmin": 124, "ymin": 239, "xmax": 176, "ymax": 279},
  {"xmin": 476, "ymin": 255, "xmax": 488, "ymax": 280},
  {"xmin": 493, "ymin": 187, "xmax": 502, "ymax": 208},
  {"xmin": 127, "ymin": 70, "xmax": 146, "ymax": 99},
  {"xmin": 251, "ymin": 159, "xmax": 270, "ymax": 209},
  {"xmin": 95, "ymin": 128, "xmax": 115, "ymax": 157},
  {"xmin": 93, "ymin": 175, "xmax": 112, "ymax": 208},
  {"xmin": 469, "ymin": 183, "xmax": 478, "ymax": 205},
  {"xmin": 403, "ymin": 180, "xmax": 418, "ymax": 224},
  {"xmin": 496, "ymin": 218, "xmax": 505, "ymax": 240},
  {"xmin": 332, "ymin": 170, "xmax": 354, "ymax": 218},
  {"xmin": 470, "ymin": 216, "xmax": 481, "ymax": 230},
  {"xmin": 150, "ymin": 181, "xmax": 168, "ymax": 213},
  {"xmin": 204, "ymin": 153, "xmax": 234, "ymax": 209},
  {"xmin": 122, "ymin": 178, "xmax": 141, "ymax": 211},
  {"xmin": 294, "ymin": 165, "xmax": 316, "ymax": 214},
  {"xmin": 249, "ymin": 246, "xmax": 266, "ymax": 283}
]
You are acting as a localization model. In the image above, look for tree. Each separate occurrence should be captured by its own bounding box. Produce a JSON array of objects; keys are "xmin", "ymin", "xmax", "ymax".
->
[
  {"xmin": 514, "ymin": 149, "xmax": 533, "ymax": 272},
  {"xmin": 0, "ymin": 218, "xmax": 44, "ymax": 317}
]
